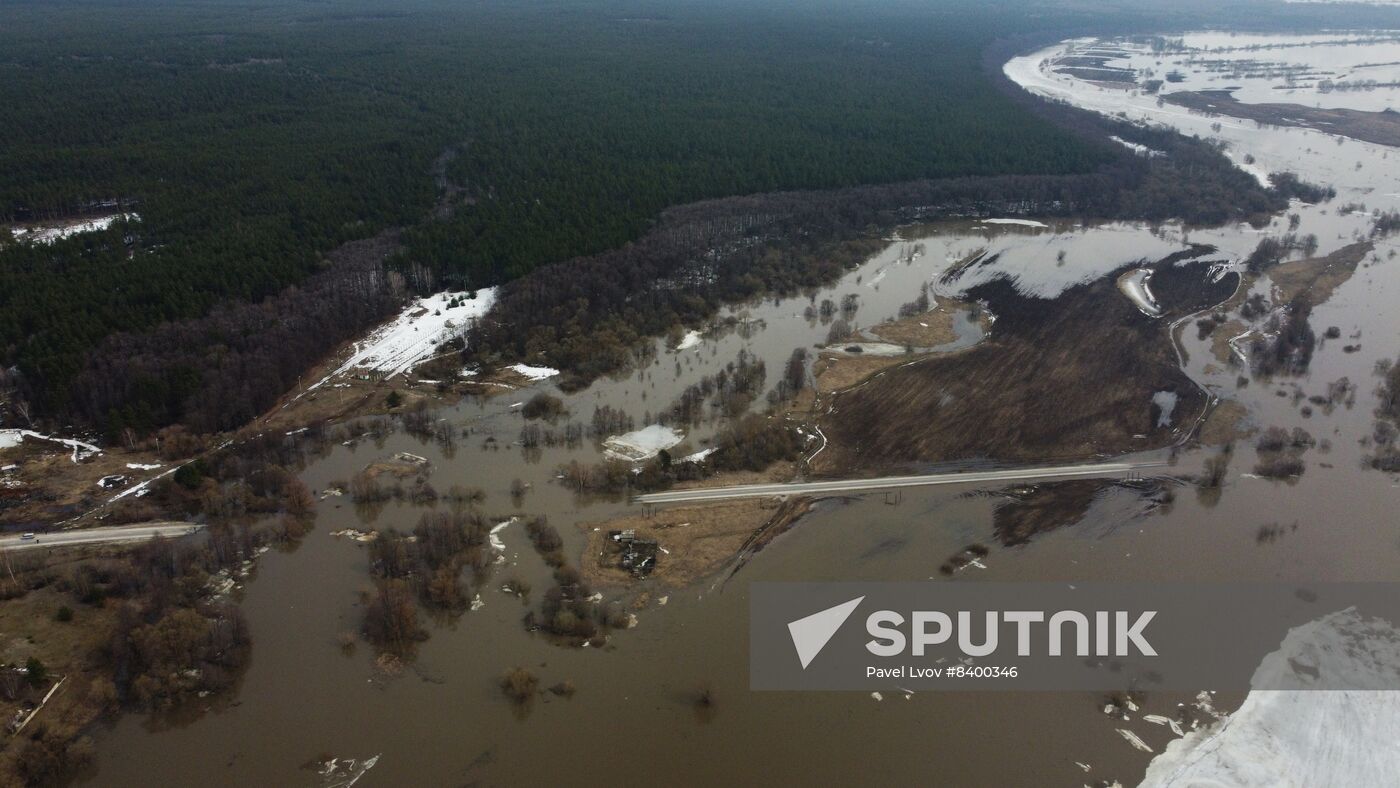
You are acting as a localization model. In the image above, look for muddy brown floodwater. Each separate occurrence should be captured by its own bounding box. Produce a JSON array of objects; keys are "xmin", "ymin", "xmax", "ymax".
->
[{"xmin": 86, "ymin": 31, "xmax": 1400, "ymax": 787}]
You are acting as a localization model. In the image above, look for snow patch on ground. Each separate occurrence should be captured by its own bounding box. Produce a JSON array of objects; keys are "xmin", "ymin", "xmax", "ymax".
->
[
  {"xmin": 508, "ymin": 363, "xmax": 559, "ymax": 381},
  {"xmin": 682, "ymin": 447, "xmax": 717, "ymax": 463},
  {"xmin": 1140, "ymin": 608, "xmax": 1400, "ymax": 787},
  {"xmin": 0, "ymin": 430, "xmax": 101, "ymax": 462},
  {"xmin": 307, "ymin": 288, "xmax": 496, "ymax": 392},
  {"xmin": 111, "ymin": 464, "xmax": 186, "ymax": 501},
  {"xmin": 1118, "ymin": 268, "xmax": 1162, "ymax": 317},
  {"xmin": 1152, "ymin": 391, "xmax": 1178, "ymax": 428},
  {"xmin": 603, "ymin": 424, "xmax": 684, "ymax": 461},
  {"xmin": 9, "ymin": 213, "xmax": 139, "ymax": 244},
  {"xmin": 1108, "ymin": 136, "xmax": 1164, "ymax": 157}
]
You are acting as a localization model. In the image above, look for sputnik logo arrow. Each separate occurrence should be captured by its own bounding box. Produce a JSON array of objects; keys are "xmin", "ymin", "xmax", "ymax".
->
[{"xmin": 787, "ymin": 596, "xmax": 864, "ymax": 669}]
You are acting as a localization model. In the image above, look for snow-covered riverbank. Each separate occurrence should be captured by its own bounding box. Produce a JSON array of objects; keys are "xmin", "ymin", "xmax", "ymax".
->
[{"xmin": 306, "ymin": 288, "xmax": 497, "ymax": 392}]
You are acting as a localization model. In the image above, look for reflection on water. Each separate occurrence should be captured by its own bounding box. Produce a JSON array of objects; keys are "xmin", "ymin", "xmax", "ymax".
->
[{"xmin": 88, "ymin": 31, "xmax": 1400, "ymax": 788}]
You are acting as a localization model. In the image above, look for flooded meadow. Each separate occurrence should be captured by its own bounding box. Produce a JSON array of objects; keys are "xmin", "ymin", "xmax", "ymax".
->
[{"xmin": 83, "ymin": 30, "xmax": 1400, "ymax": 787}]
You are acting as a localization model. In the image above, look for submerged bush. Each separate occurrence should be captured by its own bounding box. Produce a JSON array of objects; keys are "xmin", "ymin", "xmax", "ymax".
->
[{"xmin": 499, "ymin": 667, "xmax": 538, "ymax": 703}]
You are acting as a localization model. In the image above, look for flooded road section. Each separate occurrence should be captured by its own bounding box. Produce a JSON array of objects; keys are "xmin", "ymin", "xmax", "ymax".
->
[{"xmin": 88, "ymin": 32, "xmax": 1400, "ymax": 787}]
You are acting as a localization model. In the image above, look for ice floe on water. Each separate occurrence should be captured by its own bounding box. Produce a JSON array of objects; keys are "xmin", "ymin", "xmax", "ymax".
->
[
  {"xmin": 1117, "ymin": 728, "xmax": 1154, "ymax": 753},
  {"xmin": 508, "ymin": 363, "xmax": 559, "ymax": 381},
  {"xmin": 1142, "ymin": 714, "xmax": 1185, "ymax": 737},
  {"xmin": 1140, "ymin": 608, "xmax": 1400, "ymax": 787},
  {"xmin": 826, "ymin": 342, "xmax": 916, "ymax": 357},
  {"xmin": 982, "ymin": 218, "xmax": 1048, "ymax": 228},
  {"xmin": 488, "ymin": 517, "xmax": 517, "ymax": 553},
  {"xmin": 603, "ymin": 424, "xmax": 684, "ymax": 461},
  {"xmin": 307, "ymin": 288, "xmax": 496, "ymax": 392},
  {"xmin": 317, "ymin": 754, "xmax": 380, "ymax": 787}
]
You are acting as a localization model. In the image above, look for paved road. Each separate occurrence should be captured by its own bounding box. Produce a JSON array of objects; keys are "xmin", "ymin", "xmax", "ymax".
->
[
  {"xmin": 0, "ymin": 523, "xmax": 203, "ymax": 552},
  {"xmin": 634, "ymin": 461, "xmax": 1168, "ymax": 505}
]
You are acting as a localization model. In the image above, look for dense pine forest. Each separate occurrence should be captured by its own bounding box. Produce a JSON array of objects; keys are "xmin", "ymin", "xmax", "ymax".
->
[{"xmin": 2, "ymin": 0, "xmax": 1389, "ymax": 433}]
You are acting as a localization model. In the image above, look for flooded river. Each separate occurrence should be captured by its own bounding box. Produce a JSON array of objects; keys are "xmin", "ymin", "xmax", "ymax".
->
[{"xmin": 87, "ymin": 31, "xmax": 1400, "ymax": 787}]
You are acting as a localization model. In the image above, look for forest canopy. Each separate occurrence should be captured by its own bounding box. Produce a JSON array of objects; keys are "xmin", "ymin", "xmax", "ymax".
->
[
  {"xmin": 2, "ymin": 0, "xmax": 1378, "ymax": 428},
  {"xmin": 0, "ymin": 0, "xmax": 1115, "ymax": 415}
]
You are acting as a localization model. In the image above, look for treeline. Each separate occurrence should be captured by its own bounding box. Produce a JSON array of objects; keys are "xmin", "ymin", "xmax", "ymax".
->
[
  {"xmin": 467, "ymin": 112, "xmax": 1290, "ymax": 389},
  {"xmin": 0, "ymin": 0, "xmax": 1113, "ymax": 426},
  {"xmin": 60, "ymin": 234, "xmax": 417, "ymax": 437},
  {"xmin": 1373, "ymin": 358, "xmax": 1400, "ymax": 471},
  {"xmin": 1, "ymin": 0, "xmax": 1345, "ymax": 436}
]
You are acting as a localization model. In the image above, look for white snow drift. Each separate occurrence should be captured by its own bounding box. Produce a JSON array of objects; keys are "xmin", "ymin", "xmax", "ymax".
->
[
  {"xmin": 508, "ymin": 363, "xmax": 560, "ymax": 381},
  {"xmin": 603, "ymin": 424, "xmax": 684, "ymax": 462},
  {"xmin": 0, "ymin": 430, "xmax": 101, "ymax": 463},
  {"xmin": 8, "ymin": 213, "xmax": 139, "ymax": 244},
  {"xmin": 308, "ymin": 288, "xmax": 496, "ymax": 392},
  {"xmin": 675, "ymin": 330, "xmax": 704, "ymax": 351},
  {"xmin": 1117, "ymin": 268, "xmax": 1162, "ymax": 317}
]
